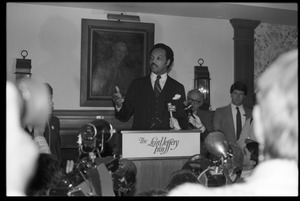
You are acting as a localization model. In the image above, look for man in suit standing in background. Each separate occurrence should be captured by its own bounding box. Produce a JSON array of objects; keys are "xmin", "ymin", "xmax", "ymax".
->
[
  {"xmin": 44, "ymin": 83, "xmax": 62, "ymax": 166},
  {"xmin": 213, "ymin": 81, "xmax": 252, "ymax": 145},
  {"xmin": 112, "ymin": 43, "xmax": 188, "ymax": 130}
]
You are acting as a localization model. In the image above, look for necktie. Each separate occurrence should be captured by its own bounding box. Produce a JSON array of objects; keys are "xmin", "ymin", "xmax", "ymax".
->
[
  {"xmin": 236, "ymin": 107, "xmax": 242, "ymax": 140},
  {"xmin": 154, "ymin": 75, "xmax": 162, "ymax": 98}
]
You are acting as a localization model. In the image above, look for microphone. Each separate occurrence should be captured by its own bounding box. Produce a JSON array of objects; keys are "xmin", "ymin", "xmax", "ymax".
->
[
  {"xmin": 167, "ymin": 102, "xmax": 176, "ymax": 118},
  {"xmin": 184, "ymin": 103, "xmax": 192, "ymax": 111}
]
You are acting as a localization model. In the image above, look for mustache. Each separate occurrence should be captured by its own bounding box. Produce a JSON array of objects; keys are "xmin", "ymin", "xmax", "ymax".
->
[{"xmin": 151, "ymin": 63, "xmax": 158, "ymax": 67}]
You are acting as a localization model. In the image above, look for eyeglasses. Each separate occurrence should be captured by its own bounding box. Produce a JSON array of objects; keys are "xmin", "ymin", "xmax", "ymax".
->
[{"xmin": 188, "ymin": 98, "xmax": 203, "ymax": 104}]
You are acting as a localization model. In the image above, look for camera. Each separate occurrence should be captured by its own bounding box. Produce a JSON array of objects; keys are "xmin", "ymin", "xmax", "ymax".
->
[
  {"xmin": 50, "ymin": 119, "xmax": 137, "ymax": 196},
  {"xmin": 182, "ymin": 131, "xmax": 239, "ymax": 187}
]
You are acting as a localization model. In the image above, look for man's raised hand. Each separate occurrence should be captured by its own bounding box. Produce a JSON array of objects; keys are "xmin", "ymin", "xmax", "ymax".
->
[{"xmin": 112, "ymin": 86, "xmax": 124, "ymax": 108}]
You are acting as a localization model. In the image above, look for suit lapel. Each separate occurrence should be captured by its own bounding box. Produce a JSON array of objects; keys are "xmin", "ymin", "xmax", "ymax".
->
[
  {"xmin": 145, "ymin": 75, "xmax": 155, "ymax": 109},
  {"xmin": 145, "ymin": 75, "xmax": 155, "ymax": 97}
]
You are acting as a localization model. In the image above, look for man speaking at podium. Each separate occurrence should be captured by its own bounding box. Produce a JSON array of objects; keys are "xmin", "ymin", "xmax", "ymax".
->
[{"xmin": 112, "ymin": 43, "xmax": 188, "ymax": 130}]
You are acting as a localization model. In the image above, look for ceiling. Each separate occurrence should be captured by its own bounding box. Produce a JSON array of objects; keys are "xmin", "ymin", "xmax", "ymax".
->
[{"xmin": 24, "ymin": 2, "xmax": 298, "ymax": 26}]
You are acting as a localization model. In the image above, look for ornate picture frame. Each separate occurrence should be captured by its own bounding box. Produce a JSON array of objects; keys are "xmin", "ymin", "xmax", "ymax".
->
[{"xmin": 80, "ymin": 18, "xmax": 154, "ymax": 107}]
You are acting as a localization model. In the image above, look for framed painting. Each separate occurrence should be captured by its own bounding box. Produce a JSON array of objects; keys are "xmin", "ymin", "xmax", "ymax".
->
[{"xmin": 80, "ymin": 18, "xmax": 154, "ymax": 107}]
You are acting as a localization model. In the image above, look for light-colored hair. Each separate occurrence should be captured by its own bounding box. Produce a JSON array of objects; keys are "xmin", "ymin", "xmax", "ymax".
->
[
  {"xmin": 187, "ymin": 89, "xmax": 204, "ymax": 100},
  {"xmin": 257, "ymin": 49, "xmax": 298, "ymax": 161}
]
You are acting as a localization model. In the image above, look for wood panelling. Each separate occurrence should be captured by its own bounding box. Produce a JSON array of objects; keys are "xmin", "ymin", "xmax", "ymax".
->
[
  {"xmin": 53, "ymin": 109, "xmax": 132, "ymax": 163},
  {"xmin": 131, "ymin": 158, "xmax": 188, "ymax": 194}
]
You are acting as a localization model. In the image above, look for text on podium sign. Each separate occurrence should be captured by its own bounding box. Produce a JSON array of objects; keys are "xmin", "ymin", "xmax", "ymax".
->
[{"xmin": 121, "ymin": 131, "xmax": 201, "ymax": 159}]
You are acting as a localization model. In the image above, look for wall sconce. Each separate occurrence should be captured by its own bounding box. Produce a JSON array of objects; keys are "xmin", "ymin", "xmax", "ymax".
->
[
  {"xmin": 107, "ymin": 13, "xmax": 140, "ymax": 22},
  {"xmin": 15, "ymin": 50, "xmax": 32, "ymax": 82},
  {"xmin": 194, "ymin": 58, "xmax": 211, "ymax": 110}
]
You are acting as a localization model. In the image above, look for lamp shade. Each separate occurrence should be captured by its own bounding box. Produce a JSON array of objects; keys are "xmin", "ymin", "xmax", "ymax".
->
[
  {"xmin": 15, "ymin": 51, "xmax": 32, "ymax": 81},
  {"xmin": 194, "ymin": 61, "xmax": 210, "ymax": 110}
]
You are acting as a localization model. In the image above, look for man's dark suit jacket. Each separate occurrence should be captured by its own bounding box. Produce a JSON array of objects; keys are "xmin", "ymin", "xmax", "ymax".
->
[
  {"xmin": 115, "ymin": 74, "xmax": 189, "ymax": 130},
  {"xmin": 213, "ymin": 104, "xmax": 252, "ymax": 145},
  {"xmin": 44, "ymin": 115, "xmax": 62, "ymax": 166}
]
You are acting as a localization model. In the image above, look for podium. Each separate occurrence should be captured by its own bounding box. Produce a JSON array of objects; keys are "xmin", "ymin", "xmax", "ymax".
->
[{"xmin": 120, "ymin": 130, "xmax": 201, "ymax": 194}]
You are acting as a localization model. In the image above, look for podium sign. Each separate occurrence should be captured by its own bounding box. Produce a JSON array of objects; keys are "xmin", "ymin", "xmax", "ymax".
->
[{"xmin": 121, "ymin": 131, "xmax": 200, "ymax": 159}]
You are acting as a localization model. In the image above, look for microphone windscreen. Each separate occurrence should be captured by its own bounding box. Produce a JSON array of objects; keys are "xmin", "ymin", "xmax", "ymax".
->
[{"xmin": 167, "ymin": 103, "xmax": 177, "ymax": 112}]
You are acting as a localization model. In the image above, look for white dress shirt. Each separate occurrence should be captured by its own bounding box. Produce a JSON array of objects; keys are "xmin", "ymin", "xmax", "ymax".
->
[
  {"xmin": 231, "ymin": 103, "xmax": 246, "ymax": 137},
  {"xmin": 150, "ymin": 72, "xmax": 168, "ymax": 90}
]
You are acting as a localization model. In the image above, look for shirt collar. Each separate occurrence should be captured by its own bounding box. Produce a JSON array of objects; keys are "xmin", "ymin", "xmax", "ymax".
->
[
  {"xmin": 231, "ymin": 103, "xmax": 244, "ymax": 111},
  {"xmin": 231, "ymin": 103, "xmax": 247, "ymax": 118},
  {"xmin": 150, "ymin": 72, "xmax": 168, "ymax": 82}
]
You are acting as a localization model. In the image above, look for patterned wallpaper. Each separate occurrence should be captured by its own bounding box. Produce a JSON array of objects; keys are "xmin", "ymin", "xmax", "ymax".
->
[{"xmin": 254, "ymin": 23, "xmax": 298, "ymax": 85}]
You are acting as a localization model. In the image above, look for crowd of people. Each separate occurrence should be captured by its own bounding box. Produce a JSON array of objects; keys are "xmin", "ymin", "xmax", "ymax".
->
[
  {"xmin": 136, "ymin": 48, "xmax": 298, "ymax": 196},
  {"xmin": 6, "ymin": 79, "xmax": 73, "ymax": 196},
  {"xmin": 6, "ymin": 43, "xmax": 298, "ymax": 196},
  {"xmin": 168, "ymin": 49, "xmax": 298, "ymax": 196}
]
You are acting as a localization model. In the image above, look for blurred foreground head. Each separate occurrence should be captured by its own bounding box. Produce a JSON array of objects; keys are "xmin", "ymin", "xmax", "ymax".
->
[
  {"xmin": 253, "ymin": 49, "xmax": 298, "ymax": 162},
  {"xmin": 6, "ymin": 81, "xmax": 39, "ymax": 195},
  {"xmin": 17, "ymin": 78, "xmax": 51, "ymax": 128},
  {"xmin": 165, "ymin": 169, "xmax": 199, "ymax": 191},
  {"xmin": 26, "ymin": 153, "xmax": 63, "ymax": 196}
]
